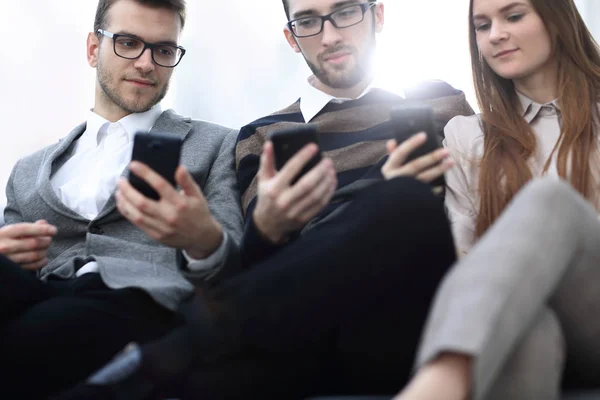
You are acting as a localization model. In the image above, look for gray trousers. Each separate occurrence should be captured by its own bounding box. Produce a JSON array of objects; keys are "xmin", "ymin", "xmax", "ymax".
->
[{"xmin": 416, "ymin": 177, "xmax": 600, "ymax": 400}]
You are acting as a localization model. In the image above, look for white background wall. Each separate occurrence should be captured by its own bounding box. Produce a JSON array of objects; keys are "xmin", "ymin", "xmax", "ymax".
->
[{"xmin": 0, "ymin": 0, "xmax": 597, "ymax": 208}]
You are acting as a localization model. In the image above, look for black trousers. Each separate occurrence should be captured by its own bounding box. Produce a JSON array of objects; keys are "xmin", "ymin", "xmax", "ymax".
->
[
  {"xmin": 0, "ymin": 259, "xmax": 178, "ymax": 399},
  {"xmin": 159, "ymin": 177, "xmax": 457, "ymax": 399}
]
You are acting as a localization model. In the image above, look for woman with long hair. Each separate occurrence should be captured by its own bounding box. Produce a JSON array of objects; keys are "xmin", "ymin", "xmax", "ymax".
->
[{"xmin": 398, "ymin": 0, "xmax": 600, "ymax": 399}]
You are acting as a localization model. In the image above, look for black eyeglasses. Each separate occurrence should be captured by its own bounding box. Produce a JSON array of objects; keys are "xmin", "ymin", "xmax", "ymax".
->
[
  {"xmin": 287, "ymin": 2, "xmax": 377, "ymax": 38},
  {"xmin": 97, "ymin": 30, "xmax": 186, "ymax": 68}
]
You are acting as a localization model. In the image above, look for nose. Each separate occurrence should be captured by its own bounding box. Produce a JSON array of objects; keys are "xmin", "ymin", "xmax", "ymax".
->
[
  {"xmin": 489, "ymin": 21, "xmax": 509, "ymax": 44},
  {"xmin": 320, "ymin": 20, "xmax": 343, "ymax": 47},
  {"xmin": 134, "ymin": 48, "xmax": 155, "ymax": 73}
]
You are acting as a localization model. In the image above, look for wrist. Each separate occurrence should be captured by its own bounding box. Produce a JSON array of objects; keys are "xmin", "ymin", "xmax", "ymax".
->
[
  {"xmin": 185, "ymin": 219, "xmax": 224, "ymax": 259},
  {"xmin": 252, "ymin": 212, "xmax": 286, "ymax": 244}
]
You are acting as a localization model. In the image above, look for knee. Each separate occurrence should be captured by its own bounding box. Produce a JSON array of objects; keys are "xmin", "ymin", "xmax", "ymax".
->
[
  {"xmin": 484, "ymin": 308, "xmax": 565, "ymax": 400},
  {"xmin": 517, "ymin": 177, "xmax": 579, "ymax": 211}
]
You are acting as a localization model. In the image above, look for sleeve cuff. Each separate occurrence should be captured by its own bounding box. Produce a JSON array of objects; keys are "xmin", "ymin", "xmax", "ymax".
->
[{"xmin": 183, "ymin": 232, "xmax": 229, "ymax": 272}]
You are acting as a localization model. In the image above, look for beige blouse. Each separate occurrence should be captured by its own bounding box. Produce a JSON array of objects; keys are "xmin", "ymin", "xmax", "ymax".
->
[{"xmin": 444, "ymin": 92, "xmax": 600, "ymax": 256}]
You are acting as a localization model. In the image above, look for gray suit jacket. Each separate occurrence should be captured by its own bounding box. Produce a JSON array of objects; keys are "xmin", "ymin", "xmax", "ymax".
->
[{"xmin": 4, "ymin": 110, "xmax": 244, "ymax": 310}]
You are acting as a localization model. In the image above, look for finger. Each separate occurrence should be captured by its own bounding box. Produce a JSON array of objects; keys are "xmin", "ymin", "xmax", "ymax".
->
[
  {"xmin": 0, "ymin": 223, "xmax": 57, "ymax": 239},
  {"xmin": 432, "ymin": 186, "xmax": 445, "ymax": 196},
  {"xmin": 274, "ymin": 143, "xmax": 319, "ymax": 190},
  {"xmin": 288, "ymin": 168, "xmax": 336, "ymax": 218},
  {"xmin": 129, "ymin": 161, "xmax": 179, "ymax": 202},
  {"xmin": 295, "ymin": 173, "xmax": 337, "ymax": 223},
  {"xmin": 258, "ymin": 141, "xmax": 277, "ymax": 181},
  {"xmin": 21, "ymin": 257, "xmax": 49, "ymax": 271},
  {"xmin": 24, "ymin": 236, "xmax": 53, "ymax": 250},
  {"xmin": 175, "ymin": 166, "xmax": 203, "ymax": 200},
  {"xmin": 117, "ymin": 178, "xmax": 163, "ymax": 220},
  {"xmin": 0, "ymin": 236, "xmax": 51, "ymax": 255},
  {"xmin": 296, "ymin": 201, "xmax": 328, "ymax": 225},
  {"xmin": 416, "ymin": 157, "xmax": 454, "ymax": 183},
  {"xmin": 116, "ymin": 191, "xmax": 172, "ymax": 236},
  {"xmin": 278, "ymin": 157, "xmax": 333, "ymax": 208},
  {"xmin": 387, "ymin": 133, "xmax": 428, "ymax": 169},
  {"xmin": 9, "ymin": 249, "xmax": 47, "ymax": 265},
  {"xmin": 402, "ymin": 148, "xmax": 451, "ymax": 177},
  {"xmin": 386, "ymin": 139, "xmax": 398, "ymax": 154}
]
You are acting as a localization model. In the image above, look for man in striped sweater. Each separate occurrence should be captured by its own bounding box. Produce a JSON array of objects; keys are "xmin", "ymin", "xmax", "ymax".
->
[
  {"xmin": 237, "ymin": 1, "xmax": 473, "ymax": 265},
  {"xmin": 56, "ymin": 1, "xmax": 475, "ymax": 398},
  {"xmin": 227, "ymin": 0, "xmax": 475, "ymax": 397}
]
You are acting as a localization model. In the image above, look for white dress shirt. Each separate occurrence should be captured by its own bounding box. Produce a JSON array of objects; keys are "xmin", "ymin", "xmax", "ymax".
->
[
  {"xmin": 52, "ymin": 106, "xmax": 163, "ymax": 220},
  {"xmin": 52, "ymin": 105, "xmax": 225, "ymax": 276},
  {"xmin": 299, "ymin": 75, "xmax": 376, "ymax": 123}
]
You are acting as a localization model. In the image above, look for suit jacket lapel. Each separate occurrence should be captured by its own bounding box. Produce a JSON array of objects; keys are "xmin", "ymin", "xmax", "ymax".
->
[
  {"xmin": 95, "ymin": 109, "xmax": 193, "ymax": 222},
  {"xmin": 37, "ymin": 123, "xmax": 90, "ymax": 221}
]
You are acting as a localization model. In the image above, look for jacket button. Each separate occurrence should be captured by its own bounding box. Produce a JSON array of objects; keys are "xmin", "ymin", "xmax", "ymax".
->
[{"xmin": 89, "ymin": 226, "xmax": 104, "ymax": 235}]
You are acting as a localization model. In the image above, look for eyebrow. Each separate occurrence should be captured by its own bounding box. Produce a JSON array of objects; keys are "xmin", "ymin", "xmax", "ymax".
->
[
  {"xmin": 472, "ymin": 1, "xmax": 528, "ymax": 20},
  {"xmin": 291, "ymin": 0, "xmax": 361, "ymax": 19},
  {"xmin": 115, "ymin": 30, "xmax": 178, "ymax": 46}
]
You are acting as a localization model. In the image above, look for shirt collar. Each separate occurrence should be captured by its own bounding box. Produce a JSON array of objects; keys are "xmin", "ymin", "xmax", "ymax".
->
[
  {"xmin": 80, "ymin": 105, "xmax": 163, "ymax": 150},
  {"xmin": 516, "ymin": 91, "xmax": 560, "ymax": 124},
  {"xmin": 119, "ymin": 104, "xmax": 163, "ymax": 140},
  {"xmin": 299, "ymin": 75, "xmax": 375, "ymax": 122}
]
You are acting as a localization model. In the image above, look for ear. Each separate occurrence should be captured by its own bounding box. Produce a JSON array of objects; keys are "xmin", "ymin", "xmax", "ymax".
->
[
  {"xmin": 87, "ymin": 32, "xmax": 100, "ymax": 68},
  {"xmin": 283, "ymin": 26, "xmax": 301, "ymax": 53},
  {"xmin": 374, "ymin": 2, "xmax": 385, "ymax": 33}
]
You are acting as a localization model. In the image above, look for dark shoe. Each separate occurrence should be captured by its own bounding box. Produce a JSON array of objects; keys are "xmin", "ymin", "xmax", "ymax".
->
[{"xmin": 50, "ymin": 343, "xmax": 156, "ymax": 400}]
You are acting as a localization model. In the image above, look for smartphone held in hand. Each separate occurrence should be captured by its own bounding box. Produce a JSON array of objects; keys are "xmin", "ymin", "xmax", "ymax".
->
[
  {"xmin": 390, "ymin": 104, "xmax": 446, "ymax": 186},
  {"xmin": 129, "ymin": 132, "xmax": 182, "ymax": 200},
  {"xmin": 390, "ymin": 104, "xmax": 441, "ymax": 163},
  {"xmin": 269, "ymin": 124, "xmax": 323, "ymax": 184}
]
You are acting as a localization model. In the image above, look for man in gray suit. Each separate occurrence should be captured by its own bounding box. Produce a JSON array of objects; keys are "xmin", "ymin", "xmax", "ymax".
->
[{"xmin": 0, "ymin": 0, "xmax": 243, "ymax": 398}]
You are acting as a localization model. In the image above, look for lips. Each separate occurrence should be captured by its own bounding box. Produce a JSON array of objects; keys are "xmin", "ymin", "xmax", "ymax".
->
[
  {"xmin": 324, "ymin": 52, "xmax": 351, "ymax": 61},
  {"xmin": 493, "ymin": 49, "xmax": 518, "ymax": 58},
  {"xmin": 126, "ymin": 78, "xmax": 156, "ymax": 87}
]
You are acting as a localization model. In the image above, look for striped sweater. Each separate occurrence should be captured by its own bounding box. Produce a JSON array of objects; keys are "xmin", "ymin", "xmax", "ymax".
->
[{"xmin": 236, "ymin": 82, "xmax": 474, "ymax": 226}]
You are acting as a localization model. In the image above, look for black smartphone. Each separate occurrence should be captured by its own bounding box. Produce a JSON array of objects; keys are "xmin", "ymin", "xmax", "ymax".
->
[
  {"xmin": 129, "ymin": 132, "xmax": 182, "ymax": 200},
  {"xmin": 269, "ymin": 124, "xmax": 322, "ymax": 184},
  {"xmin": 390, "ymin": 104, "xmax": 441, "ymax": 163}
]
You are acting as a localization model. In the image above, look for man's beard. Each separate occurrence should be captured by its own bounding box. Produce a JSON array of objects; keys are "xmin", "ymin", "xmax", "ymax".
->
[
  {"xmin": 304, "ymin": 32, "xmax": 376, "ymax": 89},
  {"xmin": 97, "ymin": 59, "xmax": 169, "ymax": 114}
]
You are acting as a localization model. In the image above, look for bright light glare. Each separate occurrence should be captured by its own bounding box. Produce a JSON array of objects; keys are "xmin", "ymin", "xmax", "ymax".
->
[
  {"xmin": 374, "ymin": 0, "xmax": 473, "ymax": 105},
  {"xmin": 0, "ymin": 0, "xmax": 597, "ymax": 208}
]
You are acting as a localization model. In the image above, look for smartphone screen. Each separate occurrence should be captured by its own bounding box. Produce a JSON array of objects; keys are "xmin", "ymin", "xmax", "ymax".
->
[{"xmin": 129, "ymin": 132, "xmax": 182, "ymax": 200}]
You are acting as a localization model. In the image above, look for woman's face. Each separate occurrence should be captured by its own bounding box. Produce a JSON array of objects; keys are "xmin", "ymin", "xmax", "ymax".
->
[{"xmin": 472, "ymin": 0, "xmax": 554, "ymax": 82}]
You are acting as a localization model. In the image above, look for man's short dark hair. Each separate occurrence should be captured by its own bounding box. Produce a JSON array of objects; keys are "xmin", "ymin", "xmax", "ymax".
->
[
  {"xmin": 282, "ymin": 0, "xmax": 376, "ymax": 21},
  {"xmin": 282, "ymin": 0, "xmax": 291, "ymax": 20},
  {"xmin": 94, "ymin": 0, "xmax": 187, "ymax": 33}
]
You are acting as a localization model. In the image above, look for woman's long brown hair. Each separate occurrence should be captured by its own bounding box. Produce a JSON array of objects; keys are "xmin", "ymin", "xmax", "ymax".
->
[{"xmin": 469, "ymin": 0, "xmax": 600, "ymax": 237}]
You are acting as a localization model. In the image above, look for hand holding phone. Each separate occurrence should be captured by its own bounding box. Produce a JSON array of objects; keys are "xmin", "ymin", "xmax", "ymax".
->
[
  {"xmin": 129, "ymin": 132, "xmax": 182, "ymax": 200},
  {"xmin": 382, "ymin": 104, "xmax": 451, "ymax": 186},
  {"xmin": 252, "ymin": 125, "xmax": 335, "ymax": 243},
  {"xmin": 390, "ymin": 104, "xmax": 441, "ymax": 162},
  {"xmin": 268, "ymin": 124, "xmax": 323, "ymax": 184}
]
